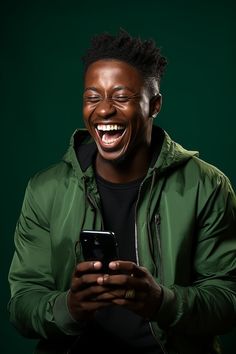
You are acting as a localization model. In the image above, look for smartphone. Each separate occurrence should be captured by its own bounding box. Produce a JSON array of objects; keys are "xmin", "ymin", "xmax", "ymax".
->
[{"xmin": 80, "ymin": 230, "xmax": 119, "ymax": 273}]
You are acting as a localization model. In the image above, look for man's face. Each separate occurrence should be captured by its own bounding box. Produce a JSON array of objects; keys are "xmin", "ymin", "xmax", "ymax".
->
[{"xmin": 83, "ymin": 59, "xmax": 158, "ymax": 162}]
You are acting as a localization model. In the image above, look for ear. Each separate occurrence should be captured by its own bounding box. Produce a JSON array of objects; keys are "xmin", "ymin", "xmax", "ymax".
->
[{"xmin": 149, "ymin": 94, "xmax": 162, "ymax": 118}]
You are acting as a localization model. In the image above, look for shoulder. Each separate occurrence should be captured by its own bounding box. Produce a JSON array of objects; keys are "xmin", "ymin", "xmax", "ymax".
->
[
  {"xmin": 21, "ymin": 160, "xmax": 79, "ymax": 221},
  {"xmin": 185, "ymin": 157, "xmax": 235, "ymax": 212},
  {"xmin": 24, "ymin": 160, "xmax": 78, "ymax": 213},
  {"xmin": 185, "ymin": 156, "xmax": 233, "ymax": 190},
  {"xmin": 29, "ymin": 161, "xmax": 72, "ymax": 191}
]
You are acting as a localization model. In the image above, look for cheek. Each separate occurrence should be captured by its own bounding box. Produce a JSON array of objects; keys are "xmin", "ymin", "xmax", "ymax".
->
[
  {"xmin": 128, "ymin": 103, "xmax": 149, "ymax": 130},
  {"xmin": 123, "ymin": 103, "xmax": 143, "ymax": 119},
  {"xmin": 83, "ymin": 105, "xmax": 93, "ymax": 125},
  {"xmin": 83, "ymin": 103, "xmax": 98, "ymax": 120},
  {"xmin": 83, "ymin": 103, "xmax": 90, "ymax": 115},
  {"xmin": 82, "ymin": 105, "xmax": 87, "ymax": 118}
]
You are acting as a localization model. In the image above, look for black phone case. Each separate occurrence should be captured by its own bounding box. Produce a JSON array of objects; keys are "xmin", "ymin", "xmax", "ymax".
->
[{"xmin": 80, "ymin": 230, "xmax": 119, "ymax": 272}]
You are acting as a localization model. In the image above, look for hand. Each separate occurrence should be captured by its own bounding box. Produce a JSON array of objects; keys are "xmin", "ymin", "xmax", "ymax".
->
[
  {"xmin": 67, "ymin": 261, "xmax": 112, "ymax": 322},
  {"xmin": 95, "ymin": 260, "xmax": 163, "ymax": 320}
]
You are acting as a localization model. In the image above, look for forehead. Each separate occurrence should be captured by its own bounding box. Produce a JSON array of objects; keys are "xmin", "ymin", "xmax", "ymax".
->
[{"xmin": 84, "ymin": 59, "xmax": 144, "ymax": 89}]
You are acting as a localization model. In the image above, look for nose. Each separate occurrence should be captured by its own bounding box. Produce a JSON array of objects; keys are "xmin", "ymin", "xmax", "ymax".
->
[{"xmin": 96, "ymin": 98, "xmax": 116, "ymax": 118}]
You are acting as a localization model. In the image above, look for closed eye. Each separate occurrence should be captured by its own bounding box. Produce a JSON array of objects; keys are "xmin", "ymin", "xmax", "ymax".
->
[
  {"xmin": 112, "ymin": 94, "xmax": 141, "ymax": 102},
  {"xmin": 84, "ymin": 96, "xmax": 102, "ymax": 103},
  {"xmin": 112, "ymin": 96, "xmax": 130, "ymax": 102}
]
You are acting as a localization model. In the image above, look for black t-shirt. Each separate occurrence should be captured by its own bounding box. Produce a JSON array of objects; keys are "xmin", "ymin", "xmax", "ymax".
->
[
  {"xmin": 82, "ymin": 174, "xmax": 162, "ymax": 353},
  {"xmin": 97, "ymin": 174, "xmax": 141, "ymax": 262}
]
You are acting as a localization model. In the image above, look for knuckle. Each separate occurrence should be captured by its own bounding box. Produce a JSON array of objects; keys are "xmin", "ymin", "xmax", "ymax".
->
[
  {"xmin": 124, "ymin": 275, "xmax": 130, "ymax": 285},
  {"xmin": 79, "ymin": 302, "xmax": 87, "ymax": 310},
  {"xmin": 139, "ymin": 265, "xmax": 147, "ymax": 273},
  {"xmin": 90, "ymin": 285, "xmax": 100, "ymax": 293},
  {"xmin": 80, "ymin": 274, "xmax": 88, "ymax": 283}
]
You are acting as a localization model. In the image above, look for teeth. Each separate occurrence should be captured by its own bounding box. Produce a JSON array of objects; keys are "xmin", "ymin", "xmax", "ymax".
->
[
  {"xmin": 102, "ymin": 135, "xmax": 118, "ymax": 144},
  {"xmin": 97, "ymin": 124, "xmax": 124, "ymax": 131}
]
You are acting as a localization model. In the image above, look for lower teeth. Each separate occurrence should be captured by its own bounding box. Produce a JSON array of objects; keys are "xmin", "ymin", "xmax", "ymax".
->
[{"xmin": 102, "ymin": 135, "xmax": 118, "ymax": 144}]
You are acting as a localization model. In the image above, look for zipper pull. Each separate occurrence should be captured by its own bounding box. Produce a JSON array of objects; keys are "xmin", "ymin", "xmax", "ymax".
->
[{"xmin": 155, "ymin": 213, "xmax": 161, "ymax": 225}]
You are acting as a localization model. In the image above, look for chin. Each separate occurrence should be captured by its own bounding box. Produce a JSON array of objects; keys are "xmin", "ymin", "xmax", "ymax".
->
[{"xmin": 99, "ymin": 147, "xmax": 132, "ymax": 166}]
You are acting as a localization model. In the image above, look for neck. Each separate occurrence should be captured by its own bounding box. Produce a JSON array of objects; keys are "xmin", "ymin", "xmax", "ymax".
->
[{"xmin": 95, "ymin": 145, "xmax": 151, "ymax": 183}]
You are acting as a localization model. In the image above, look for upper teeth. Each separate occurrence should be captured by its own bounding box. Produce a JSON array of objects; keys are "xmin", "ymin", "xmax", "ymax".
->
[{"xmin": 97, "ymin": 124, "xmax": 124, "ymax": 131}]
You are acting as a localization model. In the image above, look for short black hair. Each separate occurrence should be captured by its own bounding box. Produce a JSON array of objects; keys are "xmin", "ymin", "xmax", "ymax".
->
[{"xmin": 82, "ymin": 29, "xmax": 167, "ymax": 94}]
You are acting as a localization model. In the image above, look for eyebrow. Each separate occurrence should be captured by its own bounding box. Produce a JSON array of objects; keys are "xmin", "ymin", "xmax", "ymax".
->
[
  {"xmin": 113, "ymin": 86, "xmax": 128, "ymax": 91},
  {"xmin": 84, "ymin": 87, "xmax": 98, "ymax": 92},
  {"xmin": 84, "ymin": 85, "xmax": 132, "ymax": 92}
]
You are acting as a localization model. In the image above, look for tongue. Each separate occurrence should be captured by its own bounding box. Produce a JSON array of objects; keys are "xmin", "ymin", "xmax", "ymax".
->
[{"xmin": 102, "ymin": 131, "xmax": 121, "ymax": 144}]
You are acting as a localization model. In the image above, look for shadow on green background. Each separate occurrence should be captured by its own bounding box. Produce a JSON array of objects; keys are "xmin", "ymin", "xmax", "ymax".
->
[{"xmin": 1, "ymin": 1, "xmax": 235, "ymax": 353}]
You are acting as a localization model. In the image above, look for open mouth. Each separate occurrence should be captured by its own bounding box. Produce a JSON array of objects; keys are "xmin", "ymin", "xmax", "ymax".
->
[{"xmin": 95, "ymin": 124, "xmax": 126, "ymax": 146}]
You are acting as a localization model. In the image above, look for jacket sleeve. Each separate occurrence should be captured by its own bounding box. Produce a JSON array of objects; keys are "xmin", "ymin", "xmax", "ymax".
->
[
  {"xmin": 8, "ymin": 179, "xmax": 82, "ymax": 339},
  {"xmin": 157, "ymin": 172, "xmax": 236, "ymax": 335}
]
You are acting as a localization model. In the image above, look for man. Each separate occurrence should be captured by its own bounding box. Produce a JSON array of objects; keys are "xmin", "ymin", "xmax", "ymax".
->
[{"xmin": 8, "ymin": 29, "xmax": 236, "ymax": 354}]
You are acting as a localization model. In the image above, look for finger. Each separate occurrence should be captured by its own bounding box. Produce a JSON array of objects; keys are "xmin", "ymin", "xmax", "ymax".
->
[
  {"xmin": 71, "ymin": 273, "xmax": 105, "ymax": 292},
  {"xmin": 74, "ymin": 261, "xmax": 102, "ymax": 276},
  {"xmin": 96, "ymin": 273, "xmax": 131, "ymax": 287},
  {"xmin": 95, "ymin": 288, "xmax": 125, "ymax": 301},
  {"xmin": 96, "ymin": 273, "xmax": 148, "ymax": 292},
  {"xmin": 108, "ymin": 261, "xmax": 147, "ymax": 278},
  {"xmin": 108, "ymin": 260, "xmax": 136, "ymax": 274},
  {"xmin": 79, "ymin": 285, "xmax": 112, "ymax": 300}
]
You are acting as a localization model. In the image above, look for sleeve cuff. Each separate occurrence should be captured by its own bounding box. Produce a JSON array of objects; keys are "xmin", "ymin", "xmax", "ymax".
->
[
  {"xmin": 156, "ymin": 285, "xmax": 178, "ymax": 329},
  {"xmin": 53, "ymin": 291, "xmax": 86, "ymax": 335}
]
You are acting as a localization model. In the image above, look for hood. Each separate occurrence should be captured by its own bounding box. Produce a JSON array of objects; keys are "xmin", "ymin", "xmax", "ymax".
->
[
  {"xmin": 62, "ymin": 125, "xmax": 199, "ymax": 179},
  {"xmin": 152, "ymin": 127, "xmax": 199, "ymax": 175}
]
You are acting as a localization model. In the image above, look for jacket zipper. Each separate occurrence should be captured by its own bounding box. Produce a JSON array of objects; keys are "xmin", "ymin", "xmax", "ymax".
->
[
  {"xmin": 134, "ymin": 175, "xmax": 168, "ymax": 354},
  {"xmin": 134, "ymin": 169, "xmax": 157, "ymax": 265},
  {"xmin": 147, "ymin": 169, "xmax": 158, "ymax": 277},
  {"xmin": 87, "ymin": 192, "xmax": 104, "ymax": 229},
  {"xmin": 150, "ymin": 213, "xmax": 168, "ymax": 354},
  {"xmin": 82, "ymin": 176, "xmax": 104, "ymax": 229},
  {"xmin": 154, "ymin": 213, "xmax": 163, "ymax": 284},
  {"xmin": 134, "ymin": 180, "xmax": 144, "ymax": 266}
]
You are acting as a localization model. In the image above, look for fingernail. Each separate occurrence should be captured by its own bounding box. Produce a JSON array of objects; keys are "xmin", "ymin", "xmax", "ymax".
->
[
  {"xmin": 94, "ymin": 261, "xmax": 102, "ymax": 269},
  {"xmin": 109, "ymin": 261, "xmax": 118, "ymax": 269},
  {"xmin": 97, "ymin": 276, "xmax": 103, "ymax": 284},
  {"xmin": 97, "ymin": 274, "xmax": 109, "ymax": 284}
]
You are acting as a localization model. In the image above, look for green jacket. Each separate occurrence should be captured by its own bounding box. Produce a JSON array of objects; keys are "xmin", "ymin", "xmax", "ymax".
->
[{"xmin": 8, "ymin": 126, "xmax": 236, "ymax": 354}]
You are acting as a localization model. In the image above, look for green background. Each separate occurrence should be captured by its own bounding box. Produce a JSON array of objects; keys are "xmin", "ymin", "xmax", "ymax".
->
[{"xmin": 1, "ymin": 0, "xmax": 235, "ymax": 353}]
